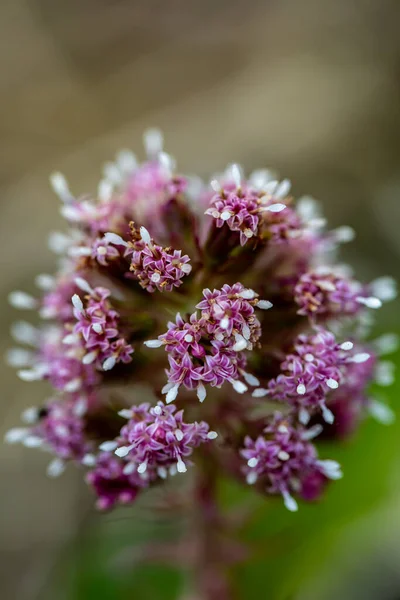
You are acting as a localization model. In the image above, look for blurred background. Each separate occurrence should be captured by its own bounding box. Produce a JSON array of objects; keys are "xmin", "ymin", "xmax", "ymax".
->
[{"xmin": 1, "ymin": 1, "xmax": 400, "ymax": 598}]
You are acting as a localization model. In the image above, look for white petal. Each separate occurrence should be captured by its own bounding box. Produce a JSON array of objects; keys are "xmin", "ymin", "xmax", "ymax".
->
[
  {"xmin": 321, "ymin": 404, "xmax": 335, "ymax": 424},
  {"xmin": 230, "ymin": 164, "xmax": 242, "ymax": 188},
  {"xmin": 326, "ymin": 378, "xmax": 339, "ymax": 390},
  {"xmin": 242, "ymin": 371, "xmax": 260, "ymax": 387},
  {"xmin": 265, "ymin": 203, "xmax": 286, "ymax": 213},
  {"xmin": 274, "ymin": 179, "xmax": 291, "ymax": 198},
  {"xmin": 175, "ymin": 429, "xmax": 184, "ymax": 441},
  {"xmin": 6, "ymin": 348, "xmax": 34, "ymax": 367},
  {"xmin": 49, "ymin": 172, "xmax": 71, "ymax": 202},
  {"xmin": 239, "ymin": 288, "xmax": 256, "ymax": 299},
  {"xmin": 123, "ymin": 462, "xmax": 136, "ymax": 475},
  {"xmin": 233, "ymin": 335, "xmax": 247, "ymax": 352},
  {"xmin": 11, "ymin": 321, "xmax": 39, "ymax": 346},
  {"xmin": 81, "ymin": 454, "xmax": 96, "ymax": 467},
  {"xmin": 143, "ymin": 128, "xmax": 163, "ymax": 157},
  {"xmin": 318, "ymin": 460, "xmax": 343, "ymax": 480},
  {"xmin": 370, "ymin": 276, "xmax": 397, "ymax": 302}
]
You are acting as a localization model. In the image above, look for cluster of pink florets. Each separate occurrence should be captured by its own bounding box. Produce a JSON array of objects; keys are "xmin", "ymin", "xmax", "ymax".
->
[{"xmin": 5, "ymin": 130, "xmax": 396, "ymax": 512}]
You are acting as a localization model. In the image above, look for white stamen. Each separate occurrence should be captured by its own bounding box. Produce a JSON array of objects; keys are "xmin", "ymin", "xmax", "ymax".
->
[
  {"xmin": 144, "ymin": 339, "xmax": 163, "ymax": 348},
  {"xmin": 68, "ymin": 246, "xmax": 92, "ymax": 257},
  {"xmin": 181, "ymin": 263, "xmax": 192, "ymax": 274},
  {"xmin": 153, "ymin": 405, "xmax": 162, "ymax": 416},
  {"xmin": 99, "ymin": 440, "xmax": 118, "ymax": 452},
  {"xmin": 140, "ymin": 226, "xmax": 152, "ymax": 246},
  {"xmin": 265, "ymin": 203, "xmax": 286, "ymax": 213},
  {"xmin": 4, "ymin": 428, "xmax": 28, "ymax": 444},
  {"xmin": 157, "ymin": 466, "xmax": 168, "ymax": 479},
  {"xmin": 220, "ymin": 211, "xmax": 232, "ymax": 221},
  {"xmin": 256, "ymin": 300, "xmax": 273, "ymax": 310},
  {"xmin": 116, "ymin": 149, "xmax": 137, "ymax": 173},
  {"xmin": 104, "ymin": 232, "xmax": 128, "ymax": 247},
  {"xmin": 118, "ymin": 409, "xmax": 134, "ymax": 419},
  {"xmin": 8, "ymin": 291, "xmax": 37, "ymax": 310},
  {"xmin": 278, "ymin": 450, "xmax": 290, "ymax": 461},
  {"xmin": 103, "ymin": 356, "xmax": 116, "ymax": 371},
  {"xmin": 242, "ymin": 371, "xmax": 260, "ymax": 387},
  {"xmin": 73, "ymin": 397, "xmax": 88, "ymax": 417},
  {"xmin": 75, "ymin": 278, "xmax": 94, "ymax": 294},
  {"xmin": 231, "ymin": 380, "xmax": 248, "ymax": 394},
  {"xmin": 6, "ymin": 348, "xmax": 33, "ymax": 367},
  {"xmin": 252, "ymin": 388, "xmax": 269, "ymax": 398},
  {"xmin": 282, "ymin": 490, "xmax": 298, "ymax": 512},
  {"xmin": 50, "ymin": 172, "xmax": 72, "ymax": 202},
  {"xmin": 81, "ymin": 454, "xmax": 96, "ymax": 467},
  {"xmin": 98, "ymin": 180, "xmax": 113, "ymax": 203},
  {"xmin": 233, "ymin": 335, "xmax": 247, "ymax": 352},
  {"xmin": 115, "ymin": 445, "xmax": 133, "ymax": 458},
  {"xmin": 278, "ymin": 424, "xmax": 289, "ymax": 433},
  {"xmin": 304, "ymin": 353, "xmax": 314, "ymax": 362},
  {"xmin": 340, "ymin": 341, "xmax": 354, "ymax": 351},
  {"xmin": 220, "ymin": 316, "xmax": 230, "ymax": 330},
  {"xmin": 299, "ymin": 408, "xmax": 310, "ymax": 425},
  {"xmin": 230, "ymin": 164, "xmax": 242, "ymax": 188},
  {"xmin": 197, "ymin": 382, "xmax": 207, "ymax": 403},
  {"xmin": 151, "ymin": 272, "xmax": 161, "ymax": 283},
  {"xmin": 166, "ymin": 383, "xmax": 179, "ymax": 404},
  {"xmin": 137, "ymin": 461, "xmax": 148, "ymax": 474},
  {"xmin": 64, "ymin": 378, "xmax": 82, "ymax": 393},
  {"xmin": 184, "ymin": 334, "xmax": 193, "ymax": 343},
  {"xmin": 239, "ymin": 289, "xmax": 256, "ymax": 299},
  {"xmin": 373, "ymin": 333, "xmax": 399, "ymax": 356},
  {"xmin": 333, "ymin": 226, "xmax": 355, "ymax": 243},
  {"xmin": 317, "ymin": 460, "xmax": 343, "ymax": 480},
  {"xmin": 356, "ymin": 296, "xmax": 382, "ymax": 309},
  {"xmin": 96, "ymin": 246, "xmax": 107, "ymax": 256},
  {"xmin": 48, "ymin": 231, "xmax": 71, "ymax": 254},
  {"xmin": 375, "ymin": 361, "xmax": 395, "ymax": 386},
  {"xmin": 175, "ymin": 429, "xmax": 184, "ymax": 441},
  {"xmin": 23, "ymin": 435, "xmax": 43, "ymax": 448},
  {"xmin": 18, "ymin": 368, "xmax": 43, "ymax": 382},
  {"xmin": 123, "ymin": 462, "xmax": 136, "ymax": 475},
  {"xmin": 210, "ymin": 179, "xmax": 221, "ymax": 193},
  {"xmin": 207, "ymin": 431, "xmax": 218, "ymax": 440},
  {"xmin": 92, "ymin": 323, "xmax": 103, "ymax": 334},
  {"xmin": 103, "ymin": 161, "xmax": 122, "ymax": 185},
  {"xmin": 301, "ymin": 424, "xmax": 323, "ymax": 441},
  {"xmin": 35, "ymin": 274, "xmax": 55, "ymax": 290},
  {"xmin": 47, "ymin": 458, "xmax": 66, "ymax": 478},
  {"xmin": 176, "ymin": 458, "xmax": 187, "ymax": 473},
  {"xmin": 71, "ymin": 294, "xmax": 84, "ymax": 314},
  {"xmin": 143, "ymin": 128, "xmax": 163, "ymax": 157},
  {"xmin": 275, "ymin": 179, "xmax": 291, "ymax": 198},
  {"xmin": 246, "ymin": 471, "xmax": 258, "ymax": 485},
  {"xmin": 370, "ymin": 276, "xmax": 397, "ymax": 302},
  {"xmin": 297, "ymin": 383, "xmax": 306, "ymax": 395},
  {"xmin": 21, "ymin": 407, "xmax": 39, "ymax": 424},
  {"xmin": 350, "ymin": 352, "xmax": 370, "ymax": 364},
  {"xmin": 321, "ymin": 404, "xmax": 335, "ymax": 424},
  {"xmin": 369, "ymin": 399, "xmax": 395, "ymax": 425},
  {"xmin": 82, "ymin": 351, "xmax": 98, "ymax": 365},
  {"xmin": 326, "ymin": 378, "xmax": 339, "ymax": 390},
  {"xmin": 242, "ymin": 324, "xmax": 251, "ymax": 341},
  {"xmin": 11, "ymin": 321, "xmax": 39, "ymax": 346},
  {"xmin": 247, "ymin": 457, "xmax": 258, "ymax": 468},
  {"xmin": 62, "ymin": 333, "xmax": 80, "ymax": 345}
]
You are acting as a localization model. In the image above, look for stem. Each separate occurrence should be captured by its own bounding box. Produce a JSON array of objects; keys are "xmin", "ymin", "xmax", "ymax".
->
[{"xmin": 191, "ymin": 453, "xmax": 234, "ymax": 600}]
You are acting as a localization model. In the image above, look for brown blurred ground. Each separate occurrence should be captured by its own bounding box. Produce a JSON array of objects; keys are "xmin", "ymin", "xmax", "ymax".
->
[{"xmin": 1, "ymin": 1, "xmax": 400, "ymax": 598}]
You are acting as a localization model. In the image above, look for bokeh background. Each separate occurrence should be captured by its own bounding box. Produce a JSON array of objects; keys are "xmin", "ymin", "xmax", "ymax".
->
[{"xmin": 1, "ymin": 1, "xmax": 400, "ymax": 598}]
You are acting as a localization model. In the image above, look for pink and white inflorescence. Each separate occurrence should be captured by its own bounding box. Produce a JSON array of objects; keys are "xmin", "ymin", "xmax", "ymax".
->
[{"xmin": 5, "ymin": 130, "xmax": 397, "ymax": 512}]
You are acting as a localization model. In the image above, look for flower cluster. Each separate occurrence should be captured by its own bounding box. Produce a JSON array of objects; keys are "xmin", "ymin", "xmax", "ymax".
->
[{"xmin": 5, "ymin": 130, "xmax": 396, "ymax": 513}]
